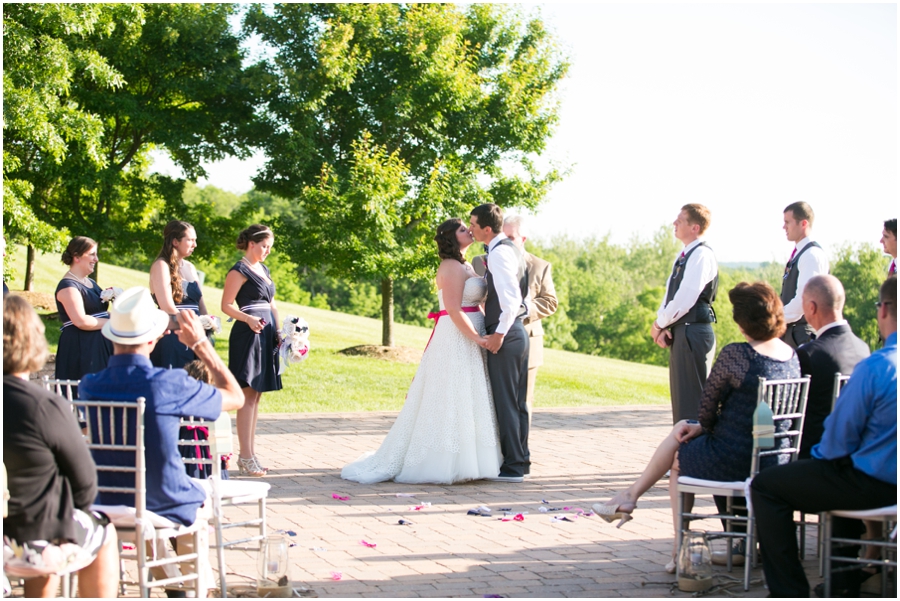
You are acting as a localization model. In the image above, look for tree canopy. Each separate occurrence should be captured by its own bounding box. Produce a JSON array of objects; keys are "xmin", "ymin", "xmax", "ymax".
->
[{"xmin": 245, "ymin": 3, "xmax": 569, "ymax": 344}]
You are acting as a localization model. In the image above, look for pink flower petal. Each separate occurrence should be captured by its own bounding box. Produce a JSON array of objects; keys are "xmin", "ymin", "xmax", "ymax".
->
[
  {"xmin": 330, "ymin": 571, "xmax": 342, "ymax": 581},
  {"xmin": 359, "ymin": 540, "xmax": 377, "ymax": 548},
  {"xmin": 332, "ymin": 494, "xmax": 350, "ymax": 501}
]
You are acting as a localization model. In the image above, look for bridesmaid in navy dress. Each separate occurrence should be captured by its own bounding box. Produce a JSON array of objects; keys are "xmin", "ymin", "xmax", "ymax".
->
[
  {"xmin": 149, "ymin": 220, "xmax": 211, "ymax": 370},
  {"xmin": 221, "ymin": 224, "xmax": 282, "ymax": 477},
  {"xmin": 54, "ymin": 237, "xmax": 113, "ymax": 382}
]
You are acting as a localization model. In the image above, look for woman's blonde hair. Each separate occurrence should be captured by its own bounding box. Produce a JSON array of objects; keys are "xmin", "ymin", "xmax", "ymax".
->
[{"xmin": 3, "ymin": 295, "xmax": 50, "ymax": 375}]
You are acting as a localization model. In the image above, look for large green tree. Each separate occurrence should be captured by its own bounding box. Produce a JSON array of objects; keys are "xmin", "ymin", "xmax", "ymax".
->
[
  {"xmin": 2, "ymin": 3, "xmax": 141, "ymax": 287},
  {"xmin": 831, "ymin": 243, "xmax": 888, "ymax": 350},
  {"xmin": 4, "ymin": 3, "xmax": 258, "ymax": 283},
  {"xmin": 245, "ymin": 3, "xmax": 568, "ymax": 345}
]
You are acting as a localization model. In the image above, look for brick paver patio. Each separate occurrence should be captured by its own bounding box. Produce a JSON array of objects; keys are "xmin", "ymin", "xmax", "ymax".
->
[{"xmin": 201, "ymin": 405, "xmax": 825, "ymax": 598}]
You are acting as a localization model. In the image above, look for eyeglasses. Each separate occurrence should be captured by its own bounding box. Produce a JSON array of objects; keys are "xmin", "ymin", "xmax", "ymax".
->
[{"xmin": 875, "ymin": 301, "xmax": 893, "ymax": 308}]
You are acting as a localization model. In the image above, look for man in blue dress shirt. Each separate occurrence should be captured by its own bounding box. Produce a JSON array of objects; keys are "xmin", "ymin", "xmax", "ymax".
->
[{"xmin": 750, "ymin": 276, "xmax": 897, "ymax": 597}]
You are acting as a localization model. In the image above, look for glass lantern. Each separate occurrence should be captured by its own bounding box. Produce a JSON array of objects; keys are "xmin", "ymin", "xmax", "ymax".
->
[
  {"xmin": 257, "ymin": 535, "xmax": 291, "ymax": 597},
  {"xmin": 677, "ymin": 530, "xmax": 713, "ymax": 592}
]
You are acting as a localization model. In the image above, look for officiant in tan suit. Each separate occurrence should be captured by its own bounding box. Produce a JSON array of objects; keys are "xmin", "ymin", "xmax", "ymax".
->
[{"xmin": 473, "ymin": 215, "xmax": 558, "ymax": 427}]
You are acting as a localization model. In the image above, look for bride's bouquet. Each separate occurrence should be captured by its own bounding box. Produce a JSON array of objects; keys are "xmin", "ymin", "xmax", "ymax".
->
[
  {"xmin": 276, "ymin": 315, "xmax": 310, "ymax": 374},
  {"xmin": 199, "ymin": 314, "xmax": 222, "ymax": 334},
  {"xmin": 100, "ymin": 287, "xmax": 124, "ymax": 304}
]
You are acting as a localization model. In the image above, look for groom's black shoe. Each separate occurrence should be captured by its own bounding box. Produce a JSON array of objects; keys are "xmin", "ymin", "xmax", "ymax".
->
[{"xmin": 486, "ymin": 472, "xmax": 524, "ymax": 483}]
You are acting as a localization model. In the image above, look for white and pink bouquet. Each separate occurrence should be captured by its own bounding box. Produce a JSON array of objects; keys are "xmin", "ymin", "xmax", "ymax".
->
[
  {"xmin": 199, "ymin": 315, "xmax": 222, "ymax": 334},
  {"xmin": 276, "ymin": 315, "xmax": 310, "ymax": 374},
  {"xmin": 100, "ymin": 287, "xmax": 124, "ymax": 304}
]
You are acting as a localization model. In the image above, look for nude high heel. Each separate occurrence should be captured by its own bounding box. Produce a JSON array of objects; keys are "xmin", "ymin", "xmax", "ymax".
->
[
  {"xmin": 592, "ymin": 494, "xmax": 637, "ymax": 529},
  {"xmin": 237, "ymin": 455, "xmax": 266, "ymax": 477}
]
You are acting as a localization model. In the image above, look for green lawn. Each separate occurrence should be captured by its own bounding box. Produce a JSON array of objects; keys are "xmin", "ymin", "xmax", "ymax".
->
[{"xmin": 7, "ymin": 245, "xmax": 670, "ymax": 411}]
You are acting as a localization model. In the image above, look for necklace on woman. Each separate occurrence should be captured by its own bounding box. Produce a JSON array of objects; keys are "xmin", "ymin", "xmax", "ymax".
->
[{"xmin": 65, "ymin": 271, "xmax": 89, "ymax": 285}]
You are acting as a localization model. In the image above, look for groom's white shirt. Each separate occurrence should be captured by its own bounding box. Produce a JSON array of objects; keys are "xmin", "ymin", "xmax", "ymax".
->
[{"xmin": 487, "ymin": 233, "xmax": 524, "ymax": 336}]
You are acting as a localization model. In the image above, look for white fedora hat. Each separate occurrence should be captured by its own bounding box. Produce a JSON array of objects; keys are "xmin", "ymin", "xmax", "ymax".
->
[{"xmin": 101, "ymin": 287, "xmax": 169, "ymax": 345}]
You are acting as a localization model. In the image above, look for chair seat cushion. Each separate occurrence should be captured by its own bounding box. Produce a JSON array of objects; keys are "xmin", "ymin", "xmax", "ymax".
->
[
  {"xmin": 217, "ymin": 479, "xmax": 270, "ymax": 501},
  {"xmin": 91, "ymin": 504, "xmax": 179, "ymax": 529},
  {"xmin": 678, "ymin": 476, "xmax": 746, "ymax": 491},
  {"xmin": 830, "ymin": 505, "xmax": 897, "ymax": 519}
]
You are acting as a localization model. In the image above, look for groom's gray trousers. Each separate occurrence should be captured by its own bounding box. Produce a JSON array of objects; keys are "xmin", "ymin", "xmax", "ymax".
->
[{"xmin": 486, "ymin": 318, "xmax": 530, "ymax": 477}]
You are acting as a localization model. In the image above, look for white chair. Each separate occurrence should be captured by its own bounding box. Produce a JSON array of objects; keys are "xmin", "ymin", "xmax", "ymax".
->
[
  {"xmin": 676, "ymin": 376, "xmax": 810, "ymax": 591},
  {"xmin": 823, "ymin": 505, "xmax": 897, "ymax": 597},
  {"xmin": 77, "ymin": 396, "xmax": 208, "ymax": 598},
  {"xmin": 40, "ymin": 376, "xmax": 80, "ymax": 401},
  {"xmin": 178, "ymin": 414, "xmax": 270, "ymax": 597}
]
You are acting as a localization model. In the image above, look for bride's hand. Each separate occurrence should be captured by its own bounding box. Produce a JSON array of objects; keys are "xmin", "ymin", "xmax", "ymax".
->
[{"xmin": 475, "ymin": 336, "xmax": 489, "ymax": 348}]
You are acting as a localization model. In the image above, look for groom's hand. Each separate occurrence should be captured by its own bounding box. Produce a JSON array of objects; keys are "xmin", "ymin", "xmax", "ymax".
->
[{"xmin": 485, "ymin": 332, "xmax": 505, "ymax": 353}]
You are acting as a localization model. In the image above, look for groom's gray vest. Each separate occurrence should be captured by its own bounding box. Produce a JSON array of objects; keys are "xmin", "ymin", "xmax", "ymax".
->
[{"xmin": 484, "ymin": 238, "xmax": 528, "ymax": 331}]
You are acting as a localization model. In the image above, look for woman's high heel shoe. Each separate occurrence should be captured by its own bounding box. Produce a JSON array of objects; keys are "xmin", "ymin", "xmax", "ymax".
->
[
  {"xmin": 592, "ymin": 502, "xmax": 635, "ymax": 528},
  {"xmin": 253, "ymin": 455, "xmax": 270, "ymax": 473},
  {"xmin": 237, "ymin": 455, "xmax": 266, "ymax": 477}
]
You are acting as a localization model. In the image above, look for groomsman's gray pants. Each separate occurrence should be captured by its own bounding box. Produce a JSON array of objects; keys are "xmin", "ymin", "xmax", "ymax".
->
[
  {"xmin": 669, "ymin": 322, "xmax": 716, "ymax": 424},
  {"xmin": 486, "ymin": 319, "xmax": 530, "ymax": 477}
]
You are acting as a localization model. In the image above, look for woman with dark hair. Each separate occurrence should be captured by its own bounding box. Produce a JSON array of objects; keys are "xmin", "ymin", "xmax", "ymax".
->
[
  {"xmin": 591, "ymin": 281, "xmax": 800, "ymax": 572},
  {"xmin": 54, "ymin": 236, "xmax": 113, "ymax": 382},
  {"xmin": 342, "ymin": 218, "xmax": 503, "ymax": 484},
  {"xmin": 149, "ymin": 220, "xmax": 211, "ymax": 370},
  {"xmin": 221, "ymin": 224, "xmax": 282, "ymax": 477},
  {"xmin": 3, "ymin": 295, "xmax": 119, "ymax": 597}
]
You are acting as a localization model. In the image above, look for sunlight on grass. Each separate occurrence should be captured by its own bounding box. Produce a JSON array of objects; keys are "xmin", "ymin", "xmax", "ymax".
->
[{"xmin": 8, "ymin": 245, "xmax": 670, "ymax": 411}]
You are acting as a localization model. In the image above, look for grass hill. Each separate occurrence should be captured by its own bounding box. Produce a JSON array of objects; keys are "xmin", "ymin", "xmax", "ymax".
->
[{"xmin": 6, "ymin": 245, "xmax": 670, "ymax": 412}]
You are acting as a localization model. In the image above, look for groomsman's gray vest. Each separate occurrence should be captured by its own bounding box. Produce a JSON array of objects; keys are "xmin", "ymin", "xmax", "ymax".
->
[
  {"xmin": 484, "ymin": 238, "xmax": 528, "ymax": 330},
  {"xmin": 780, "ymin": 241, "xmax": 823, "ymax": 325},
  {"xmin": 664, "ymin": 242, "xmax": 718, "ymax": 325}
]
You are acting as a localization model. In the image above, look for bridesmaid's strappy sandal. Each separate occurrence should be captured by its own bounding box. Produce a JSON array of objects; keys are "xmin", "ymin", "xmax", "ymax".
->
[{"xmin": 237, "ymin": 456, "xmax": 266, "ymax": 477}]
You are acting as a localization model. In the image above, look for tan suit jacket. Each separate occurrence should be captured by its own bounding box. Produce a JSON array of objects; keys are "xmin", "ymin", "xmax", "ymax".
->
[{"xmin": 472, "ymin": 252, "xmax": 558, "ymax": 368}]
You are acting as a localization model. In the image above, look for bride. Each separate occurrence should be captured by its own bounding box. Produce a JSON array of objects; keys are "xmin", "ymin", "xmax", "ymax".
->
[{"xmin": 341, "ymin": 219, "xmax": 503, "ymax": 484}]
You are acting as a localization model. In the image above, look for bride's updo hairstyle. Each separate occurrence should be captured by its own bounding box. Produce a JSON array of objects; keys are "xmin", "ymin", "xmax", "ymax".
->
[
  {"xmin": 435, "ymin": 219, "xmax": 465, "ymax": 264},
  {"xmin": 729, "ymin": 281, "xmax": 786, "ymax": 341},
  {"xmin": 61, "ymin": 236, "xmax": 97, "ymax": 266},
  {"xmin": 156, "ymin": 220, "xmax": 193, "ymax": 303},
  {"xmin": 236, "ymin": 224, "xmax": 274, "ymax": 251}
]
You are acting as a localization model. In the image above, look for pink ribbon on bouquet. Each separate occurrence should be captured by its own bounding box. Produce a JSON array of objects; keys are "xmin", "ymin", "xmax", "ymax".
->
[{"xmin": 425, "ymin": 307, "xmax": 481, "ymax": 351}]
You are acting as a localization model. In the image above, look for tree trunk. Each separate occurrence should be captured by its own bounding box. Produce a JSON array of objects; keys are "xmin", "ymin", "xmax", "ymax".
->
[
  {"xmin": 381, "ymin": 276, "xmax": 394, "ymax": 347},
  {"xmin": 24, "ymin": 244, "xmax": 36, "ymax": 291}
]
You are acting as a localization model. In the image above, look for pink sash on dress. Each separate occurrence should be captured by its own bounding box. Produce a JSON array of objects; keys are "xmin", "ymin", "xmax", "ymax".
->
[{"xmin": 424, "ymin": 306, "xmax": 482, "ymax": 350}]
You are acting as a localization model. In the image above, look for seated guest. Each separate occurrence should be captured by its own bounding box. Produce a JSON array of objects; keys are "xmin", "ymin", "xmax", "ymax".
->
[
  {"xmin": 79, "ymin": 287, "xmax": 244, "ymax": 594},
  {"xmin": 751, "ymin": 277, "xmax": 896, "ymax": 598},
  {"xmin": 3, "ymin": 295, "xmax": 118, "ymax": 598},
  {"xmin": 592, "ymin": 281, "xmax": 799, "ymax": 573},
  {"xmin": 796, "ymin": 274, "xmax": 870, "ymax": 458}
]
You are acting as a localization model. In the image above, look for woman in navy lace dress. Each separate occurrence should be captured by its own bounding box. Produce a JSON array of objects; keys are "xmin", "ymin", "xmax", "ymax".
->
[
  {"xmin": 149, "ymin": 220, "xmax": 211, "ymax": 370},
  {"xmin": 54, "ymin": 237, "xmax": 113, "ymax": 383},
  {"xmin": 591, "ymin": 282, "xmax": 800, "ymax": 570},
  {"xmin": 221, "ymin": 224, "xmax": 282, "ymax": 477}
]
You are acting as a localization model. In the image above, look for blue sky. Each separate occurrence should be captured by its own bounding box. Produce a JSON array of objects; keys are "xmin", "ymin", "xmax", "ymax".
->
[{"xmin": 151, "ymin": 2, "xmax": 898, "ymax": 263}]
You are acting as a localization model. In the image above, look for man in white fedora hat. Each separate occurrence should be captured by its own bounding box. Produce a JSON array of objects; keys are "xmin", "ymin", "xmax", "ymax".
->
[{"xmin": 80, "ymin": 286, "xmax": 244, "ymax": 595}]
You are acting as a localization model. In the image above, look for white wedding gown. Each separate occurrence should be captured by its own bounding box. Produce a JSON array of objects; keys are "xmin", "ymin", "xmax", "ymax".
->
[{"xmin": 341, "ymin": 276, "xmax": 503, "ymax": 484}]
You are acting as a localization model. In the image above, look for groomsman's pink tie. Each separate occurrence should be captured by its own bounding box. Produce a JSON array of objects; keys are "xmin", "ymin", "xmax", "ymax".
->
[{"xmin": 890, "ymin": 260, "xmax": 896, "ymax": 276}]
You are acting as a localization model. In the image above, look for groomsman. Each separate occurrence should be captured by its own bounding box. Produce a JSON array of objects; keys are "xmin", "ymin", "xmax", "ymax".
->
[
  {"xmin": 474, "ymin": 215, "xmax": 558, "ymax": 428},
  {"xmin": 651, "ymin": 204, "xmax": 718, "ymax": 424},
  {"xmin": 780, "ymin": 202, "xmax": 829, "ymax": 349},
  {"xmin": 881, "ymin": 218, "xmax": 896, "ymax": 276}
]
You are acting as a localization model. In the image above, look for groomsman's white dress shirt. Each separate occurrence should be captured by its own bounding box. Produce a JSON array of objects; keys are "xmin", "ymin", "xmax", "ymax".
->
[
  {"xmin": 656, "ymin": 239, "xmax": 717, "ymax": 328},
  {"xmin": 783, "ymin": 236, "xmax": 830, "ymax": 325},
  {"xmin": 487, "ymin": 233, "xmax": 525, "ymax": 335}
]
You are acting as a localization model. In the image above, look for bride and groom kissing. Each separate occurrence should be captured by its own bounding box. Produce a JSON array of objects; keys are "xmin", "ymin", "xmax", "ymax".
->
[{"xmin": 342, "ymin": 203, "xmax": 531, "ymax": 485}]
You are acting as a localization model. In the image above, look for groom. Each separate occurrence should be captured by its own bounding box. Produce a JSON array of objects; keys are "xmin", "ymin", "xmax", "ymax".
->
[{"xmin": 470, "ymin": 204, "xmax": 531, "ymax": 483}]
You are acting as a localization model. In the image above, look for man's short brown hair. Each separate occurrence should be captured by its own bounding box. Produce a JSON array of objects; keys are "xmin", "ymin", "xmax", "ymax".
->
[
  {"xmin": 784, "ymin": 202, "xmax": 815, "ymax": 227},
  {"xmin": 470, "ymin": 203, "xmax": 504, "ymax": 233},
  {"xmin": 681, "ymin": 204, "xmax": 711, "ymax": 235},
  {"xmin": 3, "ymin": 295, "xmax": 50, "ymax": 374},
  {"xmin": 880, "ymin": 276, "xmax": 897, "ymax": 321}
]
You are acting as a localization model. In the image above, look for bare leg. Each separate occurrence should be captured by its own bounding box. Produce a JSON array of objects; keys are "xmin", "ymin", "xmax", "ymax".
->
[
  {"xmin": 23, "ymin": 575, "xmax": 59, "ymax": 598},
  {"xmin": 249, "ymin": 392, "xmax": 262, "ymax": 459},
  {"xmin": 606, "ymin": 423, "xmax": 684, "ymax": 512},
  {"xmin": 237, "ymin": 387, "xmax": 260, "ymax": 459},
  {"xmin": 77, "ymin": 525, "xmax": 119, "ymax": 598}
]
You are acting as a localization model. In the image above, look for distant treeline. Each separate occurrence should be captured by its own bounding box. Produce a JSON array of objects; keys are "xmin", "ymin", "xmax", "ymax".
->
[{"xmin": 104, "ymin": 182, "xmax": 890, "ymax": 367}]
